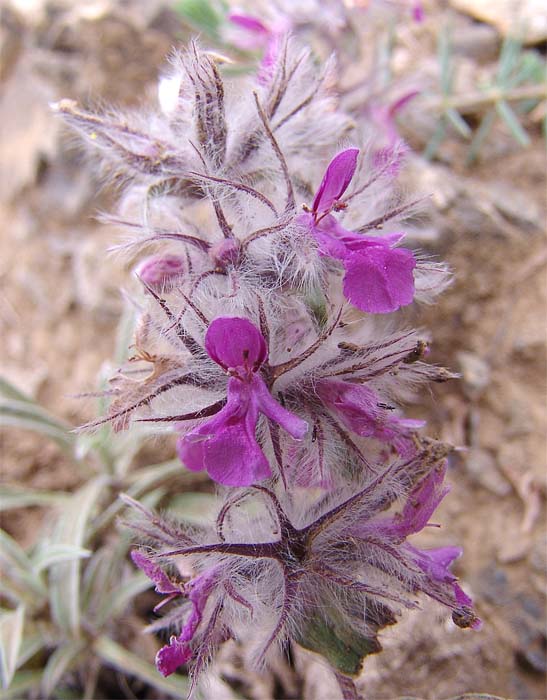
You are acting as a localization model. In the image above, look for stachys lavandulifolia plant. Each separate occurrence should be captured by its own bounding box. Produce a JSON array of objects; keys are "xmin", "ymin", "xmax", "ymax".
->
[{"xmin": 54, "ymin": 36, "xmax": 480, "ymax": 699}]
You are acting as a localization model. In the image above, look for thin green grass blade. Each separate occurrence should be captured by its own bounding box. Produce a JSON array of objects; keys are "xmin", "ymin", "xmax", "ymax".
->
[
  {"xmin": 496, "ymin": 99, "xmax": 531, "ymax": 146},
  {"xmin": 0, "ymin": 606, "xmax": 24, "ymax": 689},
  {"xmin": 466, "ymin": 108, "xmax": 496, "ymax": 165},
  {"xmin": 424, "ymin": 118, "xmax": 447, "ymax": 160},
  {"xmin": 446, "ymin": 107, "xmax": 472, "ymax": 138},
  {"xmin": 438, "ymin": 26, "xmax": 454, "ymax": 96},
  {"xmin": 496, "ymin": 35, "xmax": 522, "ymax": 87}
]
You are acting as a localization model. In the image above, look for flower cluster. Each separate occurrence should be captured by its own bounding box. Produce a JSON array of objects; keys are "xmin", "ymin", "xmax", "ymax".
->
[{"xmin": 57, "ymin": 36, "xmax": 478, "ymax": 698}]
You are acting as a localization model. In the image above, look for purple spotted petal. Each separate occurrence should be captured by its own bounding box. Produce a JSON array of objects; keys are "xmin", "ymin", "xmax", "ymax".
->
[
  {"xmin": 178, "ymin": 375, "xmax": 307, "ymax": 485},
  {"xmin": 342, "ymin": 244, "xmax": 416, "ymax": 314},
  {"xmin": 130, "ymin": 550, "xmax": 179, "ymax": 594},
  {"xmin": 205, "ymin": 317, "xmax": 267, "ymax": 370},
  {"xmin": 177, "ymin": 381, "xmax": 270, "ymax": 486},
  {"xmin": 312, "ymin": 148, "xmax": 359, "ymax": 216}
]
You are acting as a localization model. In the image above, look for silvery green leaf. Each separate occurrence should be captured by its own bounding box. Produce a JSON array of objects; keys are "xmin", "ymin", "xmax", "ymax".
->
[
  {"xmin": 0, "ymin": 669, "xmax": 42, "ymax": 699},
  {"xmin": 15, "ymin": 627, "xmax": 52, "ymax": 671},
  {"xmin": 32, "ymin": 545, "xmax": 91, "ymax": 573},
  {"xmin": 0, "ymin": 398, "xmax": 75, "ymax": 453},
  {"xmin": 41, "ymin": 640, "xmax": 86, "ymax": 697},
  {"xmin": 0, "ymin": 486, "xmax": 68, "ymax": 511},
  {"xmin": 0, "ymin": 531, "xmax": 46, "ymax": 599},
  {"xmin": 0, "ymin": 378, "xmax": 32, "ymax": 403},
  {"xmin": 93, "ymin": 636, "xmax": 189, "ymax": 698},
  {"xmin": 0, "ymin": 606, "xmax": 24, "ymax": 689},
  {"xmin": 91, "ymin": 459, "xmax": 204, "ymax": 535},
  {"xmin": 424, "ymin": 118, "xmax": 447, "ymax": 161},
  {"xmin": 49, "ymin": 477, "xmax": 105, "ymax": 635},
  {"xmin": 98, "ymin": 571, "xmax": 151, "ymax": 622},
  {"xmin": 466, "ymin": 109, "xmax": 496, "ymax": 165}
]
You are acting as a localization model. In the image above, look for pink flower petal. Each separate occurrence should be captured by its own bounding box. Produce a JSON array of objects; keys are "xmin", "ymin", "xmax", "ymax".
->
[
  {"xmin": 342, "ymin": 244, "xmax": 416, "ymax": 313},
  {"xmin": 177, "ymin": 380, "xmax": 271, "ymax": 486},
  {"xmin": 155, "ymin": 569, "xmax": 218, "ymax": 677},
  {"xmin": 205, "ymin": 317, "xmax": 268, "ymax": 370},
  {"xmin": 156, "ymin": 636, "xmax": 192, "ymax": 676},
  {"xmin": 136, "ymin": 254, "xmax": 186, "ymax": 291},
  {"xmin": 312, "ymin": 148, "xmax": 359, "ymax": 216},
  {"xmin": 316, "ymin": 380, "xmax": 421, "ymax": 454},
  {"xmin": 228, "ymin": 12, "xmax": 270, "ymax": 36},
  {"xmin": 254, "ymin": 375, "xmax": 308, "ymax": 439}
]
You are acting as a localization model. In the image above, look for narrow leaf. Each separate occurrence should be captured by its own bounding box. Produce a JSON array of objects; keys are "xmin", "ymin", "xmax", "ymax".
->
[
  {"xmin": 99, "ymin": 571, "xmax": 151, "ymax": 621},
  {"xmin": 466, "ymin": 109, "xmax": 496, "ymax": 165},
  {"xmin": 49, "ymin": 477, "xmax": 105, "ymax": 636},
  {"xmin": 0, "ymin": 531, "xmax": 46, "ymax": 599},
  {"xmin": 41, "ymin": 641, "xmax": 85, "ymax": 697},
  {"xmin": 0, "ymin": 669, "xmax": 42, "ymax": 699},
  {"xmin": 0, "ymin": 606, "xmax": 24, "ymax": 689},
  {"xmin": 0, "ymin": 378, "xmax": 34, "ymax": 403},
  {"xmin": 175, "ymin": 0, "xmax": 222, "ymax": 38},
  {"xmin": 93, "ymin": 636, "xmax": 189, "ymax": 698},
  {"xmin": 32, "ymin": 545, "xmax": 91, "ymax": 573},
  {"xmin": 446, "ymin": 107, "xmax": 472, "ymax": 138},
  {"xmin": 496, "ymin": 99, "xmax": 531, "ymax": 146},
  {"xmin": 0, "ymin": 486, "xmax": 68, "ymax": 511},
  {"xmin": 0, "ymin": 399, "xmax": 75, "ymax": 452}
]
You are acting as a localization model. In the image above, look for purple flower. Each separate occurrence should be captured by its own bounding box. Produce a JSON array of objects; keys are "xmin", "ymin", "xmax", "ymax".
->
[
  {"xmin": 132, "ymin": 550, "xmax": 219, "ymax": 676},
  {"xmin": 227, "ymin": 12, "xmax": 287, "ymax": 84},
  {"xmin": 369, "ymin": 91, "xmax": 420, "ymax": 166},
  {"xmin": 177, "ymin": 317, "xmax": 308, "ymax": 486},
  {"xmin": 126, "ymin": 457, "xmax": 481, "ymax": 682},
  {"xmin": 352, "ymin": 463, "xmax": 481, "ymax": 626},
  {"xmin": 302, "ymin": 149, "xmax": 417, "ymax": 314},
  {"xmin": 316, "ymin": 379, "xmax": 424, "ymax": 456}
]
